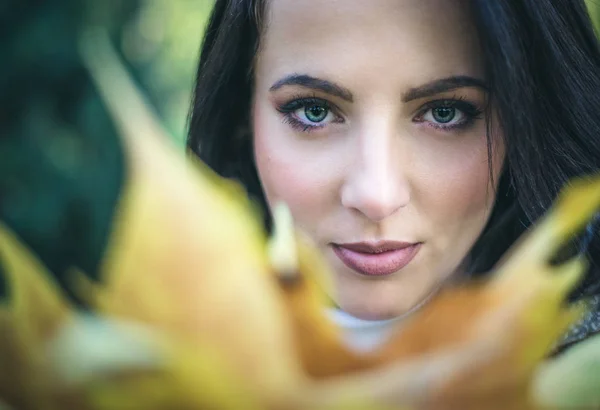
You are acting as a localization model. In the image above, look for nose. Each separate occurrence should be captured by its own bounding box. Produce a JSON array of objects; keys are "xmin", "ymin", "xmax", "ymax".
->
[{"xmin": 340, "ymin": 129, "xmax": 410, "ymax": 223}]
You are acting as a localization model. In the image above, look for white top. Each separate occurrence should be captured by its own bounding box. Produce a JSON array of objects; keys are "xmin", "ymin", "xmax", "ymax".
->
[{"xmin": 326, "ymin": 308, "xmax": 403, "ymax": 352}]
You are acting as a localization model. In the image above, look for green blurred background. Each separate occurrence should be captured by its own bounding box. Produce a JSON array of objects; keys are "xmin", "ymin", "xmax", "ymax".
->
[
  {"xmin": 92, "ymin": 0, "xmax": 216, "ymax": 145},
  {"xmin": 0, "ymin": 1, "xmax": 217, "ymax": 299},
  {"xmin": 111, "ymin": 0, "xmax": 215, "ymax": 145}
]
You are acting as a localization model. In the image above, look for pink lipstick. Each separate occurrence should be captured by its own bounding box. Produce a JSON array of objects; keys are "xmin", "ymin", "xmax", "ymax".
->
[{"xmin": 332, "ymin": 241, "xmax": 421, "ymax": 276}]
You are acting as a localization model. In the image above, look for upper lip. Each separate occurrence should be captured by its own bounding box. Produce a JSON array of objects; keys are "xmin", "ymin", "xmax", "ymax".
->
[{"xmin": 334, "ymin": 240, "xmax": 418, "ymax": 254}]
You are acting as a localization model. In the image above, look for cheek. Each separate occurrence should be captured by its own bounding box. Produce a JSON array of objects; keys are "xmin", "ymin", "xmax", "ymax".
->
[
  {"xmin": 412, "ymin": 132, "xmax": 504, "ymax": 242},
  {"xmin": 252, "ymin": 103, "xmax": 337, "ymax": 224}
]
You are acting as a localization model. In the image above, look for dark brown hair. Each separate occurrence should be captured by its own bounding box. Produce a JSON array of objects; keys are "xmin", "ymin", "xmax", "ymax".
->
[{"xmin": 187, "ymin": 0, "xmax": 600, "ymax": 301}]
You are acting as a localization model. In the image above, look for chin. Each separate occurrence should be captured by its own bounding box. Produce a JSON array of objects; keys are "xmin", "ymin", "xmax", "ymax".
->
[
  {"xmin": 328, "ymin": 257, "xmax": 444, "ymax": 321},
  {"xmin": 336, "ymin": 282, "xmax": 440, "ymax": 322},
  {"xmin": 336, "ymin": 298, "xmax": 409, "ymax": 321}
]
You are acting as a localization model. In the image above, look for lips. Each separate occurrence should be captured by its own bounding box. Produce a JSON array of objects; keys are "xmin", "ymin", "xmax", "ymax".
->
[{"xmin": 332, "ymin": 241, "xmax": 421, "ymax": 276}]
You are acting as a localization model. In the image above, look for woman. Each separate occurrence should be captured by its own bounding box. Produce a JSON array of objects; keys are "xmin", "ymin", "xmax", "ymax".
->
[{"xmin": 187, "ymin": 0, "xmax": 600, "ymax": 353}]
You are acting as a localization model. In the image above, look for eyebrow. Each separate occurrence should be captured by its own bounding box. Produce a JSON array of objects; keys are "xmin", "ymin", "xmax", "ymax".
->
[
  {"xmin": 269, "ymin": 74, "xmax": 487, "ymax": 104},
  {"xmin": 402, "ymin": 76, "xmax": 488, "ymax": 102},
  {"xmin": 269, "ymin": 74, "xmax": 354, "ymax": 102}
]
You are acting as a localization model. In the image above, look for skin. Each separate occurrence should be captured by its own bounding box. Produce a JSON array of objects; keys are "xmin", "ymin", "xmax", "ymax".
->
[{"xmin": 252, "ymin": 0, "xmax": 505, "ymax": 320}]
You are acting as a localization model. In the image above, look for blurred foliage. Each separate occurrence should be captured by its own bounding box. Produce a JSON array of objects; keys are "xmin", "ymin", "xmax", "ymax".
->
[
  {"xmin": 83, "ymin": 1, "xmax": 215, "ymax": 145},
  {"xmin": 588, "ymin": 0, "xmax": 600, "ymax": 32},
  {"xmin": 111, "ymin": 0, "xmax": 214, "ymax": 145},
  {"xmin": 0, "ymin": 0, "xmax": 212, "ymax": 302}
]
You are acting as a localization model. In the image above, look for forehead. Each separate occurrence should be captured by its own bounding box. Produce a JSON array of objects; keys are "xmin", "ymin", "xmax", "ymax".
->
[{"xmin": 256, "ymin": 0, "xmax": 484, "ymax": 88}]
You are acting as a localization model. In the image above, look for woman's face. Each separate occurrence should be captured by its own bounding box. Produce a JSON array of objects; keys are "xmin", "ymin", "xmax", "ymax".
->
[{"xmin": 252, "ymin": 0, "xmax": 504, "ymax": 320}]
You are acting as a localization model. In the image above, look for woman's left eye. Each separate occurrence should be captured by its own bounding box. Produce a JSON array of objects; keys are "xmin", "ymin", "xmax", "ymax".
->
[
  {"xmin": 415, "ymin": 100, "xmax": 482, "ymax": 130},
  {"xmin": 425, "ymin": 107, "xmax": 463, "ymax": 125}
]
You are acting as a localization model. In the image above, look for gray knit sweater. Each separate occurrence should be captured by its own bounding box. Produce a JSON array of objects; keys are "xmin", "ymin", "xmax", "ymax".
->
[{"xmin": 555, "ymin": 295, "xmax": 600, "ymax": 353}]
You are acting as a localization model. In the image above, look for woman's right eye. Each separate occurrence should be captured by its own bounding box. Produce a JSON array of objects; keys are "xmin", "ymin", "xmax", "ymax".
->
[
  {"xmin": 301, "ymin": 103, "xmax": 330, "ymax": 123},
  {"xmin": 277, "ymin": 98, "xmax": 341, "ymax": 132}
]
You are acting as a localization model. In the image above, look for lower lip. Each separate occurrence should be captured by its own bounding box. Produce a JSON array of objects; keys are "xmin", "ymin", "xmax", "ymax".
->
[{"xmin": 332, "ymin": 244, "xmax": 421, "ymax": 277}]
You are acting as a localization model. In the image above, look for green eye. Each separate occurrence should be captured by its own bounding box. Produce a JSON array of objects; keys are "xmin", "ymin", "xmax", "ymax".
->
[
  {"xmin": 432, "ymin": 107, "xmax": 456, "ymax": 123},
  {"xmin": 277, "ymin": 97, "xmax": 339, "ymax": 133},
  {"xmin": 304, "ymin": 104, "xmax": 328, "ymax": 123},
  {"xmin": 415, "ymin": 99, "xmax": 482, "ymax": 131}
]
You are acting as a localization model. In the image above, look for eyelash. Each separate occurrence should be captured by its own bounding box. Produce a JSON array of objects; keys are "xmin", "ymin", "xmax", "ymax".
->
[
  {"xmin": 276, "ymin": 96, "xmax": 341, "ymax": 133},
  {"xmin": 276, "ymin": 95, "xmax": 483, "ymax": 133}
]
